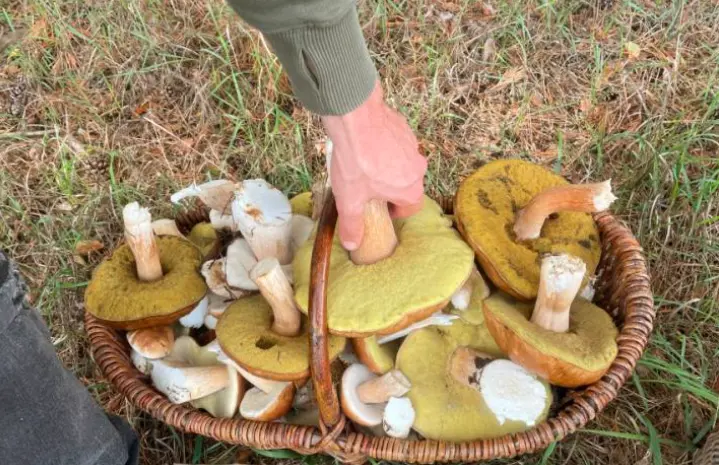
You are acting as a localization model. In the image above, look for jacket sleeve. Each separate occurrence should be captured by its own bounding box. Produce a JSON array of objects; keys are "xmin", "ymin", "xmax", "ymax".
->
[{"xmin": 225, "ymin": 0, "xmax": 378, "ymax": 116}]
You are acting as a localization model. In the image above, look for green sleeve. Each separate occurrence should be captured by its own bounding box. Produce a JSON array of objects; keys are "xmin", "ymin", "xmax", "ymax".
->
[{"xmin": 226, "ymin": 0, "xmax": 378, "ymax": 116}]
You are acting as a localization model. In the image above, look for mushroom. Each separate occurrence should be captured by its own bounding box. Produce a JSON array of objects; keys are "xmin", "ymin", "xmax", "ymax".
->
[
  {"xmin": 449, "ymin": 347, "xmax": 551, "ymax": 428},
  {"xmin": 395, "ymin": 317, "xmax": 538, "ymax": 441},
  {"xmin": 290, "ymin": 192, "xmax": 313, "ymax": 217},
  {"xmin": 150, "ymin": 336, "xmax": 245, "ymax": 417},
  {"xmin": 203, "ymin": 293, "xmax": 232, "ymax": 330},
  {"xmin": 231, "ymin": 179, "xmax": 293, "ymax": 264},
  {"xmin": 201, "ymin": 259, "xmax": 249, "ymax": 300},
  {"xmin": 293, "ymin": 196, "xmax": 474, "ymax": 336},
  {"xmin": 352, "ymin": 337, "xmax": 402, "ymax": 375},
  {"xmin": 215, "ymin": 286, "xmax": 346, "ymax": 381},
  {"xmin": 340, "ymin": 364, "xmax": 411, "ymax": 428},
  {"xmin": 171, "ymin": 179, "xmax": 237, "ymax": 214},
  {"xmin": 127, "ymin": 325, "xmax": 175, "ymax": 359},
  {"xmin": 131, "ymin": 349, "xmax": 152, "ymax": 375},
  {"xmin": 375, "ymin": 311, "xmax": 458, "ymax": 344},
  {"xmin": 84, "ymin": 202, "xmax": 207, "ymax": 330},
  {"xmin": 454, "ymin": 159, "xmax": 614, "ymax": 300},
  {"xmin": 152, "ymin": 219, "xmax": 184, "ymax": 238},
  {"xmin": 450, "ymin": 267, "xmax": 491, "ymax": 325},
  {"xmin": 187, "ymin": 222, "xmax": 221, "ymax": 260},
  {"xmin": 239, "ymin": 382, "xmax": 295, "ymax": 422},
  {"xmin": 178, "ymin": 295, "xmax": 209, "ymax": 329},
  {"xmin": 382, "ymin": 397, "xmax": 416, "ymax": 439},
  {"xmin": 209, "ymin": 209, "xmax": 237, "ymax": 231},
  {"xmin": 482, "ymin": 254, "xmax": 619, "ymax": 388}
]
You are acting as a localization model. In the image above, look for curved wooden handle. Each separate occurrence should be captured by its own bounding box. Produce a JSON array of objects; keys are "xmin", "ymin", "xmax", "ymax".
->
[{"xmin": 309, "ymin": 189, "xmax": 342, "ymax": 428}]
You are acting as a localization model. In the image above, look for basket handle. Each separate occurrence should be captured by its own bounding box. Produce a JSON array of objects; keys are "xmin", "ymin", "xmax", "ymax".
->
[{"xmin": 308, "ymin": 189, "xmax": 342, "ymax": 429}]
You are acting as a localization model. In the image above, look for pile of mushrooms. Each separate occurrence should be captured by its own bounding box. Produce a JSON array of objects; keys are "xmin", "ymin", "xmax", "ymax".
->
[{"xmin": 84, "ymin": 151, "xmax": 622, "ymax": 441}]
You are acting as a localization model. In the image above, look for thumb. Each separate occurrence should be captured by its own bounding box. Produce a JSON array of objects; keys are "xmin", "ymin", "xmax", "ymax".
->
[{"xmin": 337, "ymin": 201, "xmax": 366, "ymax": 252}]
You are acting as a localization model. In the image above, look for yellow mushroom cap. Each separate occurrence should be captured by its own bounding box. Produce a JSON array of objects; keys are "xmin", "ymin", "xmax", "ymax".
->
[
  {"xmin": 483, "ymin": 292, "xmax": 618, "ymax": 388},
  {"xmin": 187, "ymin": 222, "xmax": 221, "ymax": 260},
  {"xmin": 290, "ymin": 192, "xmax": 313, "ymax": 217},
  {"xmin": 395, "ymin": 319, "xmax": 549, "ymax": 441},
  {"xmin": 215, "ymin": 295, "xmax": 346, "ymax": 381},
  {"xmin": 454, "ymin": 159, "xmax": 601, "ymax": 300},
  {"xmin": 85, "ymin": 236, "xmax": 207, "ymax": 329},
  {"xmin": 293, "ymin": 196, "xmax": 474, "ymax": 336}
]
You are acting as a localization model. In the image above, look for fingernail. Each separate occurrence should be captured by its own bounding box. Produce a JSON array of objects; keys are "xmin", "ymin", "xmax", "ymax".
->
[{"xmin": 344, "ymin": 241, "xmax": 358, "ymax": 251}]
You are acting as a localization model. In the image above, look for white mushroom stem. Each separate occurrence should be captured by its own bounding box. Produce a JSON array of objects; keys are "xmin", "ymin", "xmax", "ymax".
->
[
  {"xmin": 131, "ymin": 349, "xmax": 152, "ymax": 375},
  {"xmin": 123, "ymin": 202, "xmax": 163, "ymax": 282},
  {"xmin": 478, "ymin": 359, "xmax": 548, "ymax": 427},
  {"xmin": 531, "ymin": 254, "xmax": 587, "ymax": 332},
  {"xmin": 513, "ymin": 180, "xmax": 617, "ymax": 240},
  {"xmin": 250, "ymin": 258, "xmax": 301, "ymax": 337},
  {"xmin": 356, "ymin": 370, "xmax": 411, "ymax": 404},
  {"xmin": 150, "ymin": 360, "xmax": 229, "ymax": 404},
  {"xmin": 127, "ymin": 326, "xmax": 175, "ymax": 359},
  {"xmin": 382, "ymin": 397, "xmax": 415, "ymax": 438},
  {"xmin": 290, "ymin": 215, "xmax": 315, "ymax": 252},
  {"xmin": 171, "ymin": 179, "xmax": 237, "ymax": 214},
  {"xmin": 179, "ymin": 295, "xmax": 209, "ymax": 328},
  {"xmin": 151, "ymin": 219, "xmax": 184, "ymax": 238},
  {"xmin": 209, "ymin": 209, "xmax": 237, "ymax": 231},
  {"xmin": 350, "ymin": 199, "xmax": 398, "ymax": 265},
  {"xmin": 376, "ymin": 312, "xmax": 459, "ymax": 345},
  {"xmin": 450, "ymin": 267, "xmax": 488, "ymax": 310},
  {"xmin": 205, "ymin": 341, "xmax": 285, "ymax": 394},
  {"xmin": 231, "ymin": 179, "xmax": 293, "ymax": 264}
]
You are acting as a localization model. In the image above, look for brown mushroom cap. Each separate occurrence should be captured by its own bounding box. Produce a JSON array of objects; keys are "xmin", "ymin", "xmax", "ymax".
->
[
  {"xmin": 240, "ymin": 383, "xmax": 295, "ymax": 421},
  {"xmin": 454, "ymin": 159, "xmax": 601, "ymax": 300},
  {"xmin": 483, "ymin": 292, "xmax": 618, "ymax": 387},
  {"xmin": 85, "ymin": 236, "xmax": 207, "ymax": 330},
  {"xmin": 127, "ymin": 326, "xmax": 175, "ymax": 359},
  {"xmin": 216, "ymin": 295, "xmax": 346, "ymax": 381},
  {"xmin": 352, "ymin": 337, "xmax": 402, "ymax": 375}
]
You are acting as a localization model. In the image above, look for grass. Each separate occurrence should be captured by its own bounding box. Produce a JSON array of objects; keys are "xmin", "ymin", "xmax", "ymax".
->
[{"xmin": 1, "ymin": 0, "xmax": 718, "ymax": 463}]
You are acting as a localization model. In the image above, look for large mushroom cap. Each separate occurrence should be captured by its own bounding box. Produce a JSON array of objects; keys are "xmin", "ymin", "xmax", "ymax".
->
[
  {"xmin": 352, "ymin": 337, "xmax": 402, "ymax": 375},
  {"xmin": 454, "ymin": 159, "xmax": 601, "ymax": 300},
  {"xmin": 293, "ymin": 196, "xmax": 474, "ymax": 336},
  {"xmin": 395, "ymin": 318, "xmax": 542, "ymax": 442},
  {"xmin": 85, "ymin": 236, "xmax": 207, "ymax": 329},
  {"xmin": 216, "ymin": 295, "xmax": 346, "ymax": 381},
  {"xmin": 483, "ymin": 292, "xmax": 618, "ymax": 387}
]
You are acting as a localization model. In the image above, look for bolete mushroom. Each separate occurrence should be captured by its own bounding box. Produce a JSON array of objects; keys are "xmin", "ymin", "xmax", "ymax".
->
[
  {"xmin": 395, "ymin": 317, "xmax": 544, "ymax": 441},
  {"xmin": 293, "ymin": 196, "xmax": 474, "ymax": 336},
  {"xmin": 239, "ymin": 382, "xmax": 296, "ymax": 422},
  {"xmin": 450, "ymin": 267, "xmax": 492, "ymax": 326},
  {"xmin": 340, "ymin": 363, "xmax": 414, "ymax": 437},
  {"xmin": 84, "ymin": 202, "xmax": 207, "ymax": 330},
  {"xmin": 352, "ymin": 337, "xmax": 402, "ymax": 375},
  {"xmin": 215, "ymin": 258, "xmax": 346, "ymax": 381},
  {"xmin": 483, "ymin": 254, "xmax": 619, "ymax": 387},
  {"xmin": 127, "ymin": 326, "xmax": 175, "ymax": 359},
  {"xmin": 152, "ymin": 219, "xmax": 184, "ymax": 237},
  {"xmin": 290, "ymin": 192, "xmax": 313, "ymax": 217},
  {"xmin": 454, "ymin": 159, "xmax": 615, "ymax": 300},
  {"xmin": 187, "ymin": 222, "xmax": 221, "ymax": 260}
]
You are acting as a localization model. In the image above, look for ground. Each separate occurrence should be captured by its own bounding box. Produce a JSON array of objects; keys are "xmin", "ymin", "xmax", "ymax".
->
[{"xmin": 1, "ymin": 0, "xmax": 718, "ymax": 464}]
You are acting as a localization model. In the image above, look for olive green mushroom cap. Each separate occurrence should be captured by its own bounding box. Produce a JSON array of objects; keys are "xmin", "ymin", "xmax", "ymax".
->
[
  {"xmin": 187, "ymin": 222, "xmax": 220, "ymax": 260},
  {"xmin": 293, "ymin": 196, "xmax": 475, "ymax": 336},
  {"xmin": 85, "ymin": 236, "xmax": 207, "ymax": 329},
  {"xmin": 455, "ymin": 159, "xmax": 601, "ymax": 300},
  {"xmin": 483, "ymin": 292, "xmax": 618, "ymax": 386},
  {"xmin": 396, "ymin": 319, "xmax": 550, "ymax": 442},
  {"xmin": 290, "ymin": 192, "xmax": 313, "ymax": 217},
  {"xmin": 216, "ymin": 295, "xmax": 347, "ymax": 381}
]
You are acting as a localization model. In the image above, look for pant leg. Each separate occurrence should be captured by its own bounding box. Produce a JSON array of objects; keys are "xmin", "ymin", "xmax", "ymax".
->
[{"xmin": 0, "ymin": 250, "xmax": 140, "ymax": 465}]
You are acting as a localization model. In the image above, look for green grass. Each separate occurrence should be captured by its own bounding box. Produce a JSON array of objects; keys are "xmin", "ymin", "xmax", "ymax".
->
[{"xmin": 2, "ymin": 0, "xmax": 719, "ymax": 464}]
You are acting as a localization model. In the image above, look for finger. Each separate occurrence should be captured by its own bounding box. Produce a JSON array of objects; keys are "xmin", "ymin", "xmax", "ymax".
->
[
  {"xmin": 389, "ymin": 178, "xmax": 425, "ymax": 219},
  {"xmin": 390, "ymin": 199, "xmax": 423, "ymax": 218},
  {"xmin": 337, "ymin": 201, "xmax": 366, "ymax": 252}
]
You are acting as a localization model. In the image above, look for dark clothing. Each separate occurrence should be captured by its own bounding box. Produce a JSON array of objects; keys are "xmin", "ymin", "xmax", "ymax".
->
[{"xmin": 0, "ymin": 251, "xmax": 139, "ymax": 465}]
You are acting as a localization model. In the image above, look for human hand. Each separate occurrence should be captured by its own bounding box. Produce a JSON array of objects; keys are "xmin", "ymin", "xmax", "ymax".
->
[{"xmin": 321, "ymin": 81, "xmax": 427, "ymax": 251}]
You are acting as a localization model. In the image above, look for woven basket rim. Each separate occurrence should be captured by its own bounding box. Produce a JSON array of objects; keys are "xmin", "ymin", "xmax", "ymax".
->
[{"xmin": 84, "ymin": 194, "xmax": 655, "ymax": 464}]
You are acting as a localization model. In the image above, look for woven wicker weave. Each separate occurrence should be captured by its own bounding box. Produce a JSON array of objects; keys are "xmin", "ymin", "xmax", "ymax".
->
[{"xmin": 84, "ymin": 192, "xmax": 655, "ymax": 464}]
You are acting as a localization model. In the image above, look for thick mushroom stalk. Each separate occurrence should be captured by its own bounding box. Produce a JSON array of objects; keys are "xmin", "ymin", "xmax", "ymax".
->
[
  {"xmin": 383, "ymin": 397, "xmax": 415, "ymax": 439},
  {"xmin": 250, "ymin": 258, "xmax": 301, "ymax": 337},
  {"xmin": 531, "ymin": 254, "xmax": 586, "ymax": 332},
  {"xmin": 350, "ymin": 199, "xmax": 399, "ymax": 265},
  {"xmin": 513, "ymin": 180, "xmax": 617, "ymax": 240},
  {"xmin": 231, "ymin": 179, "xmax": 293, "ymax": 264},
  {"xmin": 123, "ymin": 202, "xmax": 163, "ymax": 281},
  {"xmin": 356, "ymin": 369, "xmax": 411, "ymax": 404},
  {"xmin": 150, "ymin": 360, "xmax": 229, "ymax": 404}
]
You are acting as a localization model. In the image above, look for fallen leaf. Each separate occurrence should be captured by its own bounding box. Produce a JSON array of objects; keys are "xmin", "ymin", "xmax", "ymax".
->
[
  {"xmin": 75, "ymin": 240, "xmax": 104, "ymax": 255},
  {"xmin": 624, "ymin": 41, "xmax": 641, "ymax": 59},
  {"xmin": 482, "ymin": 37, "xmax": 497, "ymax": 64}
]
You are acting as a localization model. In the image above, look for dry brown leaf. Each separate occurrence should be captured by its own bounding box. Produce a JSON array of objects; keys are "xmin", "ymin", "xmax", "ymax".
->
[{"xmin": 75, "ymin": 240, "xmax": 104, "ymax": 255}]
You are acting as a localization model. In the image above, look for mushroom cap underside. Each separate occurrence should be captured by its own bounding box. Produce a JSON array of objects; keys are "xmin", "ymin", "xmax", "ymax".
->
[
  {"xmin": 216, "ymin": 295, "xmax": 346, "ymax": 381},
  {"xmin": 483, "ymin": 292, "xmax": 619, "ymax": 387},
  {"xmin": 395, "ymin": 320, "xmax": 549, "ymax": 441},
  {"xmin": 293, "ymin": 196, "xmax": 475, "ymax": 336},
  {"xmin": 454, "ymin": 159, "xmax": 601, "ymax": 300},
  {"xmin": 85, "ymin": 236, "xmax": 207, "ymax": 329}
]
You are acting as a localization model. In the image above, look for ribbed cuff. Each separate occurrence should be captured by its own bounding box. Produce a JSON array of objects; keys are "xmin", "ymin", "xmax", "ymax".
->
[{"xmin": 261, "ymin": 6, "xmax": 378, "ymax": 116}]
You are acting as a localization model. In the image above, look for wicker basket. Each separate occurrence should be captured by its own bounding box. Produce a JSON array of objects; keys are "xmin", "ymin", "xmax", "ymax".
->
[{"xmin": 84, "ymin": 192, "xmax": 655, "ymax": 464}]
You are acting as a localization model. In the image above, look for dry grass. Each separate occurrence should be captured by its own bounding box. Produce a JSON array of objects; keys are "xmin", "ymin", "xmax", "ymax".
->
[{"xmin": 1, "ymin": 0, "xmax": 718, "ymax": 463}]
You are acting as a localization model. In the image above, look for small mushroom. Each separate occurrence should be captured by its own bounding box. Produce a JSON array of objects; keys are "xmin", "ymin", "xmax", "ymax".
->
[
  {"xmin": 84, "ymin": 202, "xmax": 207, "ymax": 329},
  {"xmin": 187, "ymin": 222, "xmax": 221, "ymax": 260},
  {"xmin": 152, "ymin": 219, "xmax": 184, "ymax": 238},
  {"xmin": 231, "ymin": 179, "xmax": 293, "ymax": 264},
  {"xmin": 352, "ymin": 337, "xmax": 401, "ymax": 374},
  {"xmin": 240, "ymin": 382, "xmax": 295, "ymax": 422},
  {"xmin": 455, "ymin": 159, "xmax": 613, "ymax": 300},
  {"xmin": 382, "ymin": 397, "xmax": 415, "ymax": 439},
  {"xmin": 449, "ymin": 348, "xmax": 550, "ymax": 427},
  {"xmin": 127, "ymin": 326, "xmax": 175, "ymax": 359},
  {"xmin": 340, "ymin": 364, "xmax": 411, "ymax": 427},
  {"xmin": 483, "ymin": 254, "xmax": 619, "ymax": 387}
]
